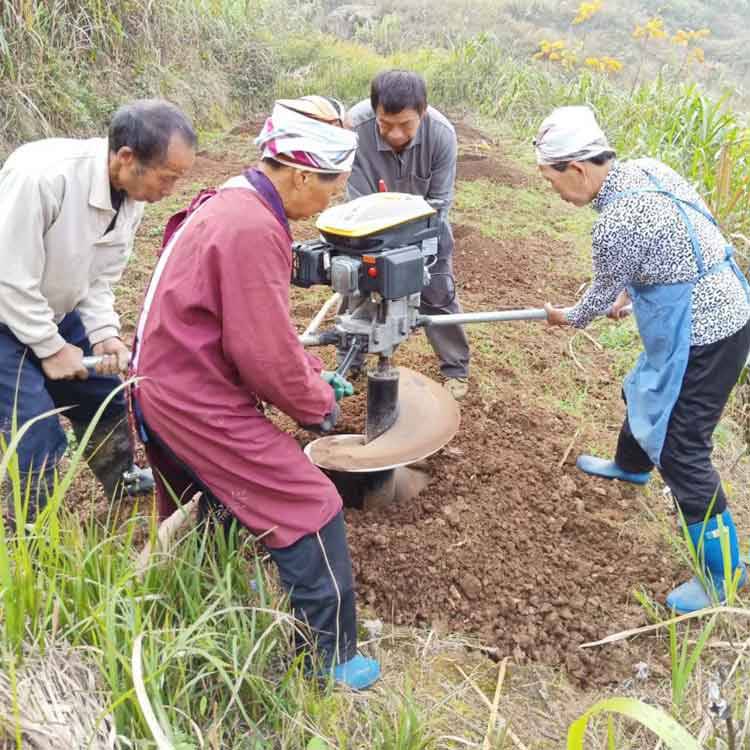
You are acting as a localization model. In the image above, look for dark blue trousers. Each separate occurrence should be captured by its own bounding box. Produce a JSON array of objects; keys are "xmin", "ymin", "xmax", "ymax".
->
[{"xmin": 0, "ymin": 311, "xmax": 126, "ymax": 489}]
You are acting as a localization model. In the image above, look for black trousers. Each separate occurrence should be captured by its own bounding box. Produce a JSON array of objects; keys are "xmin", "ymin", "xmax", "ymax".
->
[
  {"xmin": 269, "ymin": 511, "xmax": 357, "ymax": 669},
  {"xmin": 616, "ymin": 319, "xmax": 750, "ymax": 525}
]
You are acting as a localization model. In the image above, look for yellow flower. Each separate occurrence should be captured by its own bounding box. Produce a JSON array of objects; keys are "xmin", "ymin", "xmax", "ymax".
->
[
  {"xmin": 690, "ymin": 47, "xmax": 705, "ymax": 64},
  {"xmin": 573, "ymin": 0, "xmax": 603, "ymax": 25},
  {"xmin": 672, "ymin": 29, "xmax": 689, "ymax": 45},
  {"xmin": 635, "ymin": 17, "xmax": 667, "ymax": 40},
  {"xmin": 533, "ymin": 39, "xmax": 569, "ymax": 62},
  {"xmin": 645, "ymin": 17, "xmax": 666, "ymax": 39},
  {"xmin": 603, "ymin": 56, "xmax": 622, "ymax": 72},
  {"xmin": 584, "ymin": 56, "xmax": 622, "ymax": 74},
  {"xmin": 673, "ymin": 27, "xmax": 712, "ymax": 45}
]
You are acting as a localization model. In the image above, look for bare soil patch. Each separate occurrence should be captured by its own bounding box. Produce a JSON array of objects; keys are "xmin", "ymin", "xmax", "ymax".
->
[
  {"xmin": 228, "ymin": 118, "xmax": 268, "ymax": 137},
  {"xmin": 456, "ymin": 152, "xmax": 532, "ymax": 188},
  {"xmin": 452, "ymin": 224, "xmax": 581, "ymax": 306},
  {"xmin": 345, "ymin": 388, "xmax": 673, "ymax": 686},
  {"xmin": 453, "ymin": 121, "xmax": 496, "ymax": 145}
]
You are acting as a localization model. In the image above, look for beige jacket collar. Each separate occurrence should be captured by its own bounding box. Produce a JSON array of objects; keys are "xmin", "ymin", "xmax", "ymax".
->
[{"xmin": 89, "ymin": 138, "xmax": 115, "ymax": 212}]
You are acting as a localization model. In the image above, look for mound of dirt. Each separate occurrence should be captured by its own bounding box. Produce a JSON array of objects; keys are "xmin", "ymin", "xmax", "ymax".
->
[
  {"xmin": 456, "ymin": 153, "xmax": 532, "ymax": 188},
  {"xmin": 345, "ymin": 383, "xmax": 675, "ymax": 686},
  {"xmin": 453, "ymin": 121, "xmax": 496, "ymax": 145},
  {"xmin": 229, "ymin": 118, "xmax": 267, "ymax": 136}
]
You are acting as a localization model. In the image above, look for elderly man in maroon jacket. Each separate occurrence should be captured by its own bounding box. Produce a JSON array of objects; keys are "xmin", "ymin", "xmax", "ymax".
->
[{"xmin": 133, "ymin": 96, "xmax": 380, "ymax": 690}]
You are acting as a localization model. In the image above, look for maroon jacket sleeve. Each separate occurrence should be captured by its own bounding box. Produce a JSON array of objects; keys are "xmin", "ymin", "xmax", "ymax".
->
[{"xmin": 216, "ymin": 197, "xmax": 336, "ymax": 425}]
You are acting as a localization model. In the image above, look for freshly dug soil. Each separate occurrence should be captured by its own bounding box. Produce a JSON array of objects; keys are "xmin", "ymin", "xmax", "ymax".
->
[
  {"xmin": 344, "ymin": 386, "xmax": 674, "ymax": 686},
  {"xmin": 452, "ymin": 223, "xmax": 582, "ymax": 306}
]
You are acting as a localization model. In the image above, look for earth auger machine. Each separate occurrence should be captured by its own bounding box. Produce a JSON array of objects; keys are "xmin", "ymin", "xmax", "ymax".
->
[{"xmin": 291, "ymin": 192, "xmax": 578, "ymax": 507}]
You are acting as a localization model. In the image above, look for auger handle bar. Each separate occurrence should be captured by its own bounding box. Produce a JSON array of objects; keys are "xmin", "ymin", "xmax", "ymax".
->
[{"xmin": 418, "ymin": 304, "xmax": 633, "ymax": 327}]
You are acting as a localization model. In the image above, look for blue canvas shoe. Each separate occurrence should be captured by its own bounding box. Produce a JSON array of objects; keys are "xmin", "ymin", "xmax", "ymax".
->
[
  {"xmin": 667, "ymin": 510, "xmax": 747, "ymax": 614},
  {"xmin": 332, "ymin": 654, "xmax": 381, "ymax": 690},
  {"xmin": 576, "ymin": 455, "xmax": 652, "ymax": 485}
]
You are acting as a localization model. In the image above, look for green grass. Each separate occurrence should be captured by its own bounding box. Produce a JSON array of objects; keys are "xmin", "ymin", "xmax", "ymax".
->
[
  {"xmin": 0, "ymin": 393, "xmax": 304, "ymax": 745},
  {"xmin": 454, "ymin": 178, "xmax": 595, "ymax": 244},
  {"xmin": 593, "ymin": 317, "xmax": 641, "ymax": 378}
]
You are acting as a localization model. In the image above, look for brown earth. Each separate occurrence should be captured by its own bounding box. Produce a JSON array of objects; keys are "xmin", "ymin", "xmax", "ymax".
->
[
  {"xmin": 456, "ymin": 152, "xmax": 532, "ymax": 188},
  {"xmin": 453, "ymin": 121, "xmax": 496, "ymax": 145},
  {"xmin": 112, "ymin": 118, "xmax": 680, "ymax": 689}
]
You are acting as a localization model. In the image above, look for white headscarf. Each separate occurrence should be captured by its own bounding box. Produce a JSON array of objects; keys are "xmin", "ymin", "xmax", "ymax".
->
[
  {"xmin": 534, "ymin": 106, "xmax": 610, "ymax": 165},
  {"xmin": 275, "ymin": 95, "xmax": 346, "ymax": 125},
  {"xmin": 255, "ymin": 99, "xmax": 357, "ymax": 173}
]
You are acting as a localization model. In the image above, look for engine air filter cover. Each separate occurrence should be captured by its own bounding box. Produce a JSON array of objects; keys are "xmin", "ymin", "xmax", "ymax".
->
[{"xmin": 316, "ymin": 193, "xmax": 438, "ymax": 254}]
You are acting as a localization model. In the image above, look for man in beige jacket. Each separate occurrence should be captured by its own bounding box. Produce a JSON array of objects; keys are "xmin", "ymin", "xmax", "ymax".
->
[{"xmin": 0, "ymin": 99, "xmax": 196, "ymax": 521}]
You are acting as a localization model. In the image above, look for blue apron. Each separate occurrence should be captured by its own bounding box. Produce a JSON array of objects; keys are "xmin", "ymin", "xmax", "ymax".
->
[{"xmin": 603, "ymin": 171, "xmax": 750, "ymax": 467}]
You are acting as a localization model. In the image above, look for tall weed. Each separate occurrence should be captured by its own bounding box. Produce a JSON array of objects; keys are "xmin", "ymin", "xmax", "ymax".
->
[{"xmin": 0, "ymin": 395, "xmax": 317, "ymax": 745}]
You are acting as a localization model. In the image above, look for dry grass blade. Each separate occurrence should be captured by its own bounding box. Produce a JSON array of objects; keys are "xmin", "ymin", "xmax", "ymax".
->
[
  {"xmin": 581, "ymin": 606, "xmax": 750, "ymax": 648},
  {"xmin": 482, "ymin": 657, "xmax": 508, "ymax": 750},
  {"xmin": 454, "ymin": 664, "xmax": 529, "ymax": 750},
  {"xmin": 0, "ymin": 641, "xmax": 114, "ymax": 749},
  {"xmin": 558, "ymin": 428, "xmax": 581, "ymax": 469},
  {"xmin": 566, "ymin": 334, "xmax": 586, "ymax": 373},
  {"xmin": 134, "ymin": 494, "xmax": 201, "ymax": 580}
]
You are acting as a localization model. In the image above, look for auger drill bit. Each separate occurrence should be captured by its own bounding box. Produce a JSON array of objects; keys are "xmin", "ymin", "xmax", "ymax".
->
[{"xmin": 365, "ymin": 356, "xmax": 400, "ymax": 444}]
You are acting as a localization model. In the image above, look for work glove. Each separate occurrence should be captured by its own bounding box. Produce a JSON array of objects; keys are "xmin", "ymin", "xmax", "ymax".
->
[
  {"xmin": 302, "ymin": 403, "xmax": 340, "ymax": 435},
  {"xmin": 321, "ymin": 371, "xmax": 354, "ymax": 401}
]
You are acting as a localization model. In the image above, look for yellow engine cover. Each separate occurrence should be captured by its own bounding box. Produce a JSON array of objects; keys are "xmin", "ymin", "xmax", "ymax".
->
[{"xmin": 315, "ymin": 192, "xmax": 436, "ymax": 239}]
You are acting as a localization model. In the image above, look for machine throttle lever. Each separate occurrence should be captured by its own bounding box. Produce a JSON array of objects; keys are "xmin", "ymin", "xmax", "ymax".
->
[{"xmin": 335, "ymin": 340, "xmax": 362, "ymax": 378}]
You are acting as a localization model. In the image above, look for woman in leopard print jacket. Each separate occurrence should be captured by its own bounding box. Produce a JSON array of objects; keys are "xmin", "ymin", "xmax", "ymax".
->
[{"xmin": 536, "ymin": 105, "xmax": 750, "ymax": 615}]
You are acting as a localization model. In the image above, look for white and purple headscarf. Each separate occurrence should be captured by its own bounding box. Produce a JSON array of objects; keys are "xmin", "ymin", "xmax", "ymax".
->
[
  {"xmin": 534, "ymin": 106, "xmax": 610, "ymax": 165},
  {"xmin": 255, "ymin": 99, "xmax": 357, "ymax": 173}
]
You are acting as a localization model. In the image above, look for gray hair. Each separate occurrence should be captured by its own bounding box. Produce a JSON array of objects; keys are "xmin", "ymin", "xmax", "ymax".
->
[{"xmin": 108, "ymin": 99, "xmax": 196, "ymax": 165}]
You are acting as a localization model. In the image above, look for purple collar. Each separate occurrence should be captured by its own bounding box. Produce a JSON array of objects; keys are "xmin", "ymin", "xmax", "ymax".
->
[{"xmin": 243, "ymin": 168, "xmax": 291, "ymax": 236}]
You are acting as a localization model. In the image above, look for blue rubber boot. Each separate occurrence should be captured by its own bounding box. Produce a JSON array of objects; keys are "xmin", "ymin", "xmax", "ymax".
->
[
  {"xmin": 666, "ymin": 510, "xmax": 747, "ymax": 614},
  {"xmin": 576, "ymin": 455, "xmax": 652, "ymax": 485},
  {"xmin": 332, "ymin": 654, "xmax": 381, "ymax": 690}
]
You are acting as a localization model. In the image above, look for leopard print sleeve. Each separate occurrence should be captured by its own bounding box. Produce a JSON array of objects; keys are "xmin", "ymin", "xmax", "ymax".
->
[{"xmin": 565, "ymin": 159, "xmax": 750, "ymax": 344}]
